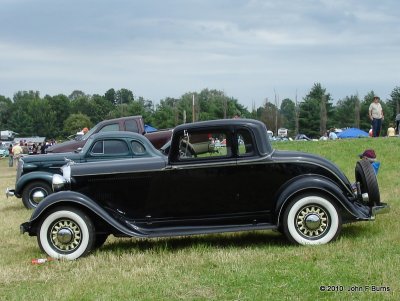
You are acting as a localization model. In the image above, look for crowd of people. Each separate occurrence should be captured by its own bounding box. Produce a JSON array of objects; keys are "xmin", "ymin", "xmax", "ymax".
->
[{"xmin": 6, "ymin": 139, "xmax": 56, "ymax": 168}]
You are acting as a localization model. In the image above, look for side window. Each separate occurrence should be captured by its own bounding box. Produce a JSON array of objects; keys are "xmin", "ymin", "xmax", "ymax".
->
[
  {"xmin": 91, "ymin": 140, "xmax": 129, "ymax": 155},
  {"xmin": 125, "ymin": 120, "xmax": 139, "ymax": 133},
  {"xmin": 177, "ymin": 130, "xmax": 231, "ymax": 161},
  {"xmin": 91, "ymin": 141, "xmax": 103, "ymax": 154},
  {"xmin": 237, "ymin": 129, "xmax": 255, "ymax": 156},
  {"xmin": 99, "ymin": 123, "xmax": 119, "ymax": 133},
  {"xmin": 131, "ymin": 141, "xmax": 146, "ymax": 155},
  {"xmin": 104, "ymin": 140, "xmax": 129, "ymax": 155}
]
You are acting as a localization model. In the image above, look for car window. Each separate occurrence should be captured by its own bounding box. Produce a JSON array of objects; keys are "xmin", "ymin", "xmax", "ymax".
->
[
  {"xmin": 125, "ymin": 120, "xmax": 139, "ymax": 133},
  {"xmin": 91, "ymin": 141, "xmax": 103, "ymax": 154},
  {"xmin": 177, "ymin": 129, "xmax": 231, "ymax": 161},
  {"xmin": 99, "ymin": 123, "xmax": 119, "ymax": 132},
  {"xmin": 237, "ymin": 129, "xmax": 255, "ymax": 156},
  {"xmin": 91, "ymin": 140, "xmax": 129, "ymax": 155},
  {"xmin": 131, "ymin": 141, "xmax": 146, "ymax": 155}
]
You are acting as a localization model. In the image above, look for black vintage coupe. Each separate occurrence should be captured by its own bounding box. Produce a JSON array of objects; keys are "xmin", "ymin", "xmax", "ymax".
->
[{"xmin": 21, "ymin": 119, "xmax": 389, "ymax": 260}]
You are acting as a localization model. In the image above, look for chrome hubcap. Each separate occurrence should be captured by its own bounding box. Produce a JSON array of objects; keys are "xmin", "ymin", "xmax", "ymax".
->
[
  {"xmin": 296, "ymin": 205, "xmax": 329, "ymax": 238},
  {"xmin": 31, "ymin": 189, "xmax": 47, "ymax": 203},
  {"xmin": 50, "ymin": 219, "xmax": 82, "ymax": 251}
]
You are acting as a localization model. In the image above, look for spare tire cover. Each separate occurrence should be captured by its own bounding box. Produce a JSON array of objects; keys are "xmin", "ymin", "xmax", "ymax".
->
[{"xmin": 355, "ymin": 159, "xmax": 380, "ymax": 206}]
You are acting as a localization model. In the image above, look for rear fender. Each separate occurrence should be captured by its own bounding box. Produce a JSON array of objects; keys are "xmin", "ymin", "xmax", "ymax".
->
[{"xmin": 275, "ymin": 176, "xmax": 371, "ymax": 224}]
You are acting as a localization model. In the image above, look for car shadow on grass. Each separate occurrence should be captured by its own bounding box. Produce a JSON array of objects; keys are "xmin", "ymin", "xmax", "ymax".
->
[{"xmin": 100, "ymin": 230, "xmax": 291, "ymax": 254}]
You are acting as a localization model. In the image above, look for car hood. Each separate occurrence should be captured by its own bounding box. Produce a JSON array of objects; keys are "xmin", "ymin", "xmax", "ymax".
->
[
  {"xmin": 22, "ymin": 152, "xmax": 82, "ymax": 164},
  {"xmin": 46, "ymin": 139, "xmax": 83, "ymax": 153},
  {"xmin": 70, "ymin": 156, "xmax": 168, "ymax": 177}
]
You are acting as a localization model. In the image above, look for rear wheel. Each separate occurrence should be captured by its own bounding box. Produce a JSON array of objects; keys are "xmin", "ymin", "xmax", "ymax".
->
[
  {"xmin": 355, "ymin": 159, "xmax": 380, "ymax": 206},
  {"xmin": 283, "ymin": 194, "xmax": 341, "ymax": 245},
  {"xmin": 22, "ymin": 181, "xmax": 52, "ymax": 209},
  {"xmin": 37, "ymin": 207, "xmax": 95, "ymax": 260}
]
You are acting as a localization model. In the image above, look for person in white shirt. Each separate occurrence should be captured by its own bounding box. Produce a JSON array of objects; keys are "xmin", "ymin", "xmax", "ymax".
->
[{"xmin": 369, "ymin": 96, "xmax": 384, "ymax": 137}]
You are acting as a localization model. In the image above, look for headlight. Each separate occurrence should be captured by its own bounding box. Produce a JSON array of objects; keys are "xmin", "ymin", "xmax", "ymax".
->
[{"xmin": 52, "ymin": 174, "xmax": 67, "ymax": 192}]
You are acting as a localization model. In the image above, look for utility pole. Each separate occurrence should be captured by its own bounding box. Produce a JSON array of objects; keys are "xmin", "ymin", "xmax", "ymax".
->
[{"xmin": 192, "ymin": 94, "xmax": 195, "ymax": 122}]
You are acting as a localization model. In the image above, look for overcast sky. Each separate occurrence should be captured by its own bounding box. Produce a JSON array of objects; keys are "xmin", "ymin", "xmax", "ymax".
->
[{"xmin": 1, "ymin": 0, "xmax": 399, "ymax": 108}]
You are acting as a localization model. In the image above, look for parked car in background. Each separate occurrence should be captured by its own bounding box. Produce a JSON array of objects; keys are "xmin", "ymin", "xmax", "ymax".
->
[
  {"xmin": 21, "ymin": 119, "xmax": 389, "ymax": 260},
  {"xmin": 0, "ymin": 144, "xmax": 10, "ymax": 157},
  {"xmin": 46, "ymin": 115, "xmax": 172, "ymax": 153},
  {"xmin": 6, "ymin": 132, "xmax": 163, "ymax": 209}
]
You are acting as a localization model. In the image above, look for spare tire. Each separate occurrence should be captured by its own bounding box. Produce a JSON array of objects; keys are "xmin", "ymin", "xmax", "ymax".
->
[{"xmin": 355, "ymin": 159, "xmax": 380, "ymax": 206}]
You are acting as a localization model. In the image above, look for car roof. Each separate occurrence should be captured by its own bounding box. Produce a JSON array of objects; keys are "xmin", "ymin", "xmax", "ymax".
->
[
  {"xmin": 89, "ymin": 131, "xmax": 145, "ymax": 140},
  {"xmin": 174, "ymin": 118, "xmax": 266, "ymax": 131}
]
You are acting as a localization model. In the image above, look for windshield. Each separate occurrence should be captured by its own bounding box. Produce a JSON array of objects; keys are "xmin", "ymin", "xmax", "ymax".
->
[{"xmin": 75, "ymin": 125, "xmax": 98, "ymax": 141}]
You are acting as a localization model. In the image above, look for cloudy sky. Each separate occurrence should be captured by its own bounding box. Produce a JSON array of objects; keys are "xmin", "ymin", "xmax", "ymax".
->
[{"xmin": 1, "ymin": 0, "xmax": 399, "ymax": 108}]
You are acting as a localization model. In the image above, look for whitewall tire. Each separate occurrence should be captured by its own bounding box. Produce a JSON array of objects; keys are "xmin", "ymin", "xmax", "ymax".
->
[
  {"xmin": 283, "ymin": 194, "xmax": 341, "ymax": 245},
  {"xmin": 37, "ymin": 207, "xmax": 95, "ymax": 260}
]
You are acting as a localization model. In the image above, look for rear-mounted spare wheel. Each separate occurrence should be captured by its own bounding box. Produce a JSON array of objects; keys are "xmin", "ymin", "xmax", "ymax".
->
[{"xmin": 355, "ymin": 159, "xmax": 380, "ymax": 206}]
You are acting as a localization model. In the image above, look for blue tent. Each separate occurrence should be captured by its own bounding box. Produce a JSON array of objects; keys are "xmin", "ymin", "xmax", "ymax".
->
[
  {"xmin": 144, "ymin": 124, "xmax": 157, "ymax": 133},
  {"xmin": 337, "ymin": 128, "xmax": 369, "ymax": 139}
]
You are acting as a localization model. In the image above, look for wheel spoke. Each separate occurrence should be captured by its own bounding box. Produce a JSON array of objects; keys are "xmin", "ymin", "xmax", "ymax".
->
[
  {"xmin": 49, "ymin": 219, "xmax": 82, "ymax": 252},
  {"xmin": 295, "ymin": 204, "xmax": 329, "ymax": 239}
]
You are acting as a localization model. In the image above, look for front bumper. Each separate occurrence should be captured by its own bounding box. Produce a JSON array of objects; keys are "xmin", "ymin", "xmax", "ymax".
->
[
  {"xmin": 20, "ymin": 222, "xmax": 30, "ymax": 234},
  {"xmin": 5, "ymin": 188, "xmax": 15, "ymax": 198}
]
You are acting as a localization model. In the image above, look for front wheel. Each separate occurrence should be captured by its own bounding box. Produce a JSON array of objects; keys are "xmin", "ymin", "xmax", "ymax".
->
[
  {"xmin": 282, "ymin": 194, "xmax": 342, "ymax": 245},
  {"xmin": 37, "ymin": 207, "xmax": 95, "ymax": 260},
  {"xmin": 22, "ymin": 181, "xmax": 52, "ymax": 209}
]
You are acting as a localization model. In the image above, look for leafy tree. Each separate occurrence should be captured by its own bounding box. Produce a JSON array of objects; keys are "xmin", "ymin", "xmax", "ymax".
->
[
  {"xmin": 44, "ymin": 94, "xmax": 71, "ymax": 138},
  {"xmin": 152, "ymin": 98, "xmax": 178, "ymax": 128},
  {"xmin": 299, "ymin": 83, "xmax": 333, "ymax": 137},
  {"xmin": 116, "ymin": 88, "xmax": 134, "ymax": 104},
  {"xmin": 388, "ymin": 86, "xmax": 400, "ymax": 118},
  {"xmin": 334, "ymin": 95, "xmax": 360, "ymax": 128},
  {"xmin": 70, "ymin": 94, "xmax": 92, "ymax": 118},
  {"xmin": 69, "ymin": 90, "xmax": 87, "ymax": 101},
  {"xmin": 257, "ymin": 100, "xmax": 281, "ymax": 134},
  {"xmin": 89, "ymin": 94, "xmax": 115, "ymax": 124},
  {"xmin": 0, "ymin": 95, "xmax": 12, "ymax": 128},
  {"xmin": 104, "ymin": 88, "xmax": 116, "ymax": 105},
  {"xmin": 8, "ymin": 91, "xmax": 42, "ymax": 136},
  {"xmin": 63, "ymin": 113, "xmax": 92, "ymax": 137},
  {"xmin": 280, "ymin": 98, "xmax": 295, "ymax": 132}
]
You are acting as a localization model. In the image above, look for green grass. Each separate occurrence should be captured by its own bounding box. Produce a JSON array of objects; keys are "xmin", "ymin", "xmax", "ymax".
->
[{"xmin": 0, "ymin": 138, "xmax": 399, "ymax": 300}]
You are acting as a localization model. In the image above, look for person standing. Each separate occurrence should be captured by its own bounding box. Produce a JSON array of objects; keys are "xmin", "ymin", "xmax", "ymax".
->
[
  {"xmin": 8, "ymin": 144, "xmax": 13, "ymax": 167},
  {"xmin": 369, "ymin": 96, "xmax": 384, "ymax": 137},
  {"xmin": 12, "ymin": 142, "xmax": 23, "ymax": 168}
]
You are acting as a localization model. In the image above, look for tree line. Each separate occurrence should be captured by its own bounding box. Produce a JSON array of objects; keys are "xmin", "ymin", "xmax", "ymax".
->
[{"xmin": 0, "ymin": 84, "xmax": 399, "ymax": 140}]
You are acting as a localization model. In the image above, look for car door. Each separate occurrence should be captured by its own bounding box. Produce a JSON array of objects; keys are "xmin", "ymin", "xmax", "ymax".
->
[
  {"xmin": 234, "ymin": 128, "xmax": 276, "ymax": 222},
  {"xmin": 145, "ymin": 127, "xmax": 243, "ymax": 228}
]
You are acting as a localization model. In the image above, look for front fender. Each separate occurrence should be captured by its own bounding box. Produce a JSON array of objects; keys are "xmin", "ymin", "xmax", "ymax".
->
[
  {"xmin": 15, "ymin": 172, "xmax": 54, "ymax": 197},
  {"xmin": 275, "ymin": 175, "xmax": 371, "ymax": 224},
  {"xmin": 26, "ymin": 191, "xmax": 148, "ymax": 238}
]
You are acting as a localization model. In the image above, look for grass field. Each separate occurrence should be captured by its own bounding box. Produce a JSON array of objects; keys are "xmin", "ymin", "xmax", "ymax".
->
[{"xmin": 0, "ymin": 138, "xmax": 399, "ymax": 300}]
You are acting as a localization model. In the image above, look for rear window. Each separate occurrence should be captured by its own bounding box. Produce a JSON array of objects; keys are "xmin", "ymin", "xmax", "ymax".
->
[{"xmin": 125, "ymin": 120, "xmax": 139, "ymax": 133}]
